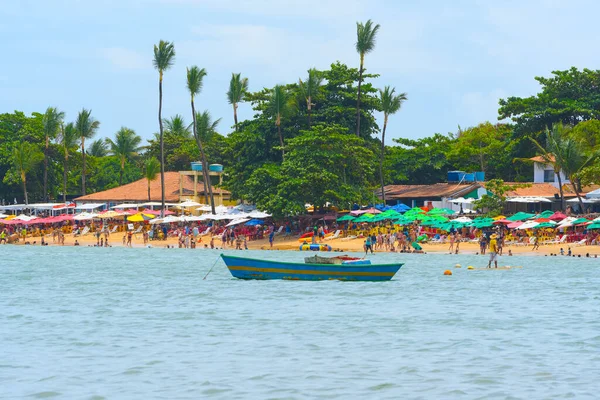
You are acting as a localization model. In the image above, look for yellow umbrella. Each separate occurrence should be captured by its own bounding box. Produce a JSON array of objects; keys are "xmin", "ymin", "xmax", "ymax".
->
[
  {"xmin": 493, "ymin": 215, "xmax": 507, "ymax": 220},
  {"xmin": 127, "ymin": 213, "xmax": 155, "ymax": 222}
]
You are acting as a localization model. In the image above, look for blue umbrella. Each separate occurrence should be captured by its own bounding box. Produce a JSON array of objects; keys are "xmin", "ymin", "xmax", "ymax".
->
[{"xmin": 245, "ymin": 219, "xmax": 264, "ymax": 226}]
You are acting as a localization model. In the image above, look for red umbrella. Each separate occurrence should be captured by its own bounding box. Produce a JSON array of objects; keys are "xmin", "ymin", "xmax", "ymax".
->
[
  {"xmin": 493, "ymin": 219, "xmax": 512, "ymax": 225},
  {"xmin": 549, "ymin": 212, "xmax": 567, "ymax": 221}
]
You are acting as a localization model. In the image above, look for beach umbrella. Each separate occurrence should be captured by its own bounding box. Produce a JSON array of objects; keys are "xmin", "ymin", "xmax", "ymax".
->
[
  {"xmin": 226, "ymin": 218, "xmax": 250, "ymax": 227},
  {"xmin": 516, "ymin": 220, "xmax": 540, "ymax": 230},
  {"xmin": 535, "ymin": 222, "xmax": 557, "ymax": 229},
  {"xmin": 506, "ymin": 212, "xmax": 535, "ymax": 221},
  {"xmin": 336, "ymin": 215, "xmax": 355, "ymax": 222},
  {"xmin": 0, "ymin": 213, "xmax": 8, "ymax": 219},
  {"xmin": 245, "ymin": 219, "xmax": 264, "ymax": 226},
  {"xmin": 507, "ymin": 221, "xmax": 524, "ymax": 229},
  {"xmin": 534, "ymin": 210, "xmax": 554, "ymax": 219},
  {"xmin": 493, "ymin": 219, "xmax": 511, "ymax": 225},
  {"xmin": 549, "ymin": 211, "xmax": 567, "ymax": 221},
  {"xmin": 586, "ymin": 222, "xmax": 600, "ymax": 230},
  {"xmin": 571, "ymin": 218, "xmax": 590, "ymax": 226},
  {"xmin": 127, "ymin": 213, "xmax": 155, "ymax": 222},
  {"xmin": 354, "ymin": 214, "xmax": 375, "ymax": 223},
  {"xmin": 97, "ymin": 210, "xmax": 123, "ymax": 219}
]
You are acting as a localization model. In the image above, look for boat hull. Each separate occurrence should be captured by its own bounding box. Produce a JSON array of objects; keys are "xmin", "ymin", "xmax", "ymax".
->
[{"xmin": 221, "ymin": 254, "xmax": 403, "ymax": 281}]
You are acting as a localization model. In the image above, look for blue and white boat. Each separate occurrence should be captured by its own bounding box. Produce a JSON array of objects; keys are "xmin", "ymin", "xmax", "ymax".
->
[{"xmin": 220, "ymin": 254, "xmax": 403, "ymax": 281}]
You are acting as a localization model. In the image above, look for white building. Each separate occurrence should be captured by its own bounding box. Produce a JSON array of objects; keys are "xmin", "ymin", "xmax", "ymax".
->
[{"xmin": 531, "ymin": 156, "xmax": 569, "ymax": 188}]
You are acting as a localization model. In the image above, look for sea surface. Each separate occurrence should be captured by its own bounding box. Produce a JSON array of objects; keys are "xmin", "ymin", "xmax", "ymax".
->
[{"xmin": 1, "ymin": 246, "xmax": 599, "ymax": 399}]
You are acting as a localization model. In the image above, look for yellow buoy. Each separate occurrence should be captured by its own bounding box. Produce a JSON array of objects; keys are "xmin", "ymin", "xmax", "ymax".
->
[
  {"xmin": 455, "ymin": 263, "xmax": 461, "ymax": 268},
  {"xmin": 444, "ymin": 270, "xmax": 452, "ymax": 275},
  {"xmin": 467, "ymin": 265, "xmax": 474, "ymax": 270}
]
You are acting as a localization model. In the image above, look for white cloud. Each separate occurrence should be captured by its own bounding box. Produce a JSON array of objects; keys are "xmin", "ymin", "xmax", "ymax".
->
[{"xmin": 99, "ymin": 47, "xmax": 147, "ymax": 70}]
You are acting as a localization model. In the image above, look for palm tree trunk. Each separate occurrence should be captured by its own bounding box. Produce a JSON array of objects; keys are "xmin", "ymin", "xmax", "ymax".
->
[
  {"xmin": 191, "ymin": 97, "xmax": 209, "ymax": 205},
  {"xmin": 571, "ymin": 179, "xmax": 585, "ymax": 213},
  {"xmin": 380, "ymin": 116, "xmax": 388, "ymax": 204},
  {"xmin": 44, "ymin": 135, "xmax": 49, "ymax": 201},
  {"xmin": 158, "ymin": 72, "xmax": 166, "ymax": 218},
  {"xmin": 355, "ymin": 54, "xmax": 364, "ymax": 137},
  {"xmin": 556, "ymin": 172, "xmax": 565, "ymax": 211},
  {"xmin": 307, "ymin": 97, "xmax": 312, "ymax": 128},
  {"xmin": 148, "ymin": 180, "xmax": 151, "ymax": 202},
  {"xmin": 119, "ymin": 164, "xmax": 124, "ymax": 186},
  {"xmin": 81, "ymin": 137, "xmax": 86, "ymax": 195},
  {"xmin": 233, "ymin": 103, "xmax": 239, "ymax": 132},
  {"xmin": 278, "ymin": 122, "xmax": 285, "ymax": 160},
  {"xmin": 63, "ymin": 154, "xmax": 68, "ymax": 203},
  {"xmin": 22, "ymin": 174, "xmax": 28, "ymax": 205}
]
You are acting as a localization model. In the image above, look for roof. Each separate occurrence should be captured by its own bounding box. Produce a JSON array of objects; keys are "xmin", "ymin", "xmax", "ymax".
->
[
  {"xmin": 377, "ymin": 183, "xmax": 482, "ymax": 200},
  {"xmin": 74, "ymin": 172, "xmax": 230, "ymax": 203},
  {"xmin": 529, "ymin": 155, "xmax": 555, "ymax": 164},
  {"xmin": 505, "ymin": 183, "xmax": 600, "ymax": 198}
]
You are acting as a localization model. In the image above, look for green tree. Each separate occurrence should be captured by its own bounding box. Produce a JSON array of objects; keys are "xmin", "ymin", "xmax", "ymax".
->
[
  {"xmin": 498, "ymin": 67, "xmax": 600, "ymax": 136},
  {"xmin": 144, "ymin": 157, "xmax": 161, "ymax": 202},
  {"xmin": 447, "ymin": 122, "xmax": 509, "ymax": 174},
  {"xmin": 268, "ymin": 84, "xmax": 291, "ymax": 160},
  {"xmin": 57, "ymin": 122, "xmax": 80, "ymax": 202},
  {"xmin": 75, "ymin": 108, "xmax": 100, "ymax": 195},
  {"xmin": 87, "ymin": 138, "xmax": 108, "ymax": 157},
  {"xmin": 195, "ymin": 110, "xmax": 222, "ymax": 210},
  {"xmin": 106, "ymin": 127, "xmax": 143, "ymax": 186},
  {"xmin": 163, "ymin": 114, "xmax": 191, "ymax": 139},
  {"xmin": 186, "ymin": 66, "xmax": 213, "ymax": 210},
  {"xmin": 378, "ymin": 86, "xmax": 407, "ymax": 202},
  {"xmin": 12, "ymin": 142, "xmax": 43, "ymax": 204},
  {"xmin": 153, "ymin": 39, "xmax": 176, "ymax": 217},
  {"xmin": 298, "ymin": 68, "xmax": 323, "ymax": 128},
  {"xmin": 227, "ymin": 72, "xmax": 248, "ymax": 132},
  {"xmin": 355, "ymin": 19, "xmax": 380, "ymax": 136},
  {"xmin": 42, "ymin": 107, "xmax": 64, "ymax": 201},
  {"xmin": 474, "ymin": 179, "xmax": 530, "ymax": 217}
]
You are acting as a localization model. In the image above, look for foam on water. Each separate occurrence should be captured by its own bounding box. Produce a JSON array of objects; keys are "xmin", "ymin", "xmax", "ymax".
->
[{"xmin": 1, "ymin": 246, "xmax": 599, "ymax": 399}]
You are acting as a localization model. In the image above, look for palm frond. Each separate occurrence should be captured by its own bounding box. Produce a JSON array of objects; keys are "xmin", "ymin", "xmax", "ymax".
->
[
  {"xmin": 186, "ymin": 66, "xmax": 207, "ymax": 97},
  {"xmin": 153, "ymin": 40, "xmax": 176, "ymax": 72},
  {"xmin": 227, "ymin": 72, "xmax": 249, "ymax": 104},
  {"xmin": 356, "ymin": 19, "xmax": 380, "ymax": 55}
]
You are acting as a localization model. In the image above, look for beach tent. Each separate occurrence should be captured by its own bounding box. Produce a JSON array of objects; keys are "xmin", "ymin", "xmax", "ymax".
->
[{"xmin": 585, "ymin": 188, "xmax": 600, "ymax": 199}]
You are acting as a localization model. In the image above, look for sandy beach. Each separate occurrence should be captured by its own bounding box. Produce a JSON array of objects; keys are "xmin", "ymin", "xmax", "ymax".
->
[{"xmin": 18, "ymin": 231, "xmax": 600, "ymax": 257}]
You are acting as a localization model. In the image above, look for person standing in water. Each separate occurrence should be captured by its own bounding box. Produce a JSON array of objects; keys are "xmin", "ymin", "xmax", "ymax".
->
[{"xmin": 488, "ymin": 234, "xmax": 499, "ymax": 268}]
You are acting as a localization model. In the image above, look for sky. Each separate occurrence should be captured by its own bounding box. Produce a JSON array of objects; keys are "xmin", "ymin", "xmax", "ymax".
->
[{"xmin": 2, "ymin": 0, "xmax": 599, "ymax": 145}]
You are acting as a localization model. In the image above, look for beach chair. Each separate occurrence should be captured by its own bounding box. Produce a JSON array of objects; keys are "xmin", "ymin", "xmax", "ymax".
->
[
  {"xmin": 341, "ymin": 235, "xmax": 357, "ymax": 241},
  {"xmin": 274, "ymin": 226, "xmax": 284, "ymax": 235},
  {"xmin": 543, "ymin": 235, "xmax": 566, "ymax": 245},
  {"xmin": 74, "ymin": 226, "xmax": 90, "ymax": 237},
  {"xmin": 325, "ymin": 230, "xmax": 341, "ymax": 240},
  {"xmin": 198, "ymin": 227, "xmax": 211, "ymax": 236},
  {"xmin": 132, "ymin": 225, "xmax": 143, "ymax": 239},
  {"xmin": 573, "ymin": 238, "xmax": 587, "ymax": 246}
]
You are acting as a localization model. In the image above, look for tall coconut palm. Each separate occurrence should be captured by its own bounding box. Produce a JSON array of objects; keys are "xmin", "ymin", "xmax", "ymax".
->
[
  {"xmin": 42, "ymin": 107, "xmax": 64, "ymax": 201},
  {"xmin": 12, "ymin": 142, "xmax": 43, "ymax": 205},
  {"xmin": 153, "ymin": 39, "xmax": 176, "ymax": 217},
  {"xmin": 186, "ymin": 66, "xmax": 212, "ymax": 209},
  {"xmin": 106, "ymin": 127, "xmax": 143, "ymax": 186},
  {"xmin": 379, "ymin": 86, "xmax": 407, "ymax": 203},
  {"xmin": 75, "ymin": 108, "xmax": 100, "ymax": 195},
  {"xmin": 144, "ymin": 157, "xmax": 161, "ymax": 202},
  {"xmin": 269, "ymin": 85, "xmax": 290, "ymax": 160},
  {"xmin": 195, "ymin": 110, "xmax": 221, "ymax": 212},
  {"xmin": 355, "ymin": 19, "xmax": 380, "ymax": 137},
  {"xmin": 163, "ymin": 114, "xmax": 191, "ymax": 139},
  {"xmin": 87, "ymin": 138, "xmax": 108, "ymax": 157},
  {"xmin": 298, "ymin": 68, "xmax": 323, "ymax": 128},
  {"xmin": 226, "ymin": 72, "xmax": 248, "ymax": 132},
  {"xmin": 57, "ymin": 122, "xmax": 80, "ymax": 202}
]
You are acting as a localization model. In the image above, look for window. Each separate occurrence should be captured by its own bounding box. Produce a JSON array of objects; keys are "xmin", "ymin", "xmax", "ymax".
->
[{"xmin": 543, "ymin": 169, "xmax": 555, "ymax": 183}]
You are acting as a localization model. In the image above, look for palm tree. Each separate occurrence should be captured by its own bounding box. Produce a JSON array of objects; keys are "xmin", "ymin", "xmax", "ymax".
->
[
  {"xmin": 378, "ymin": 86, "xmax": 407, "ymax": 203},
  {"xmin": 186, "ymin": 66, "xmax": 212, "ymax": 209},
  {"xmin": 144, "ymin": 157, "xmax": 161, "ymax": 202},
  {"xmin": 75, "ymin": 108, "xmax": 100, "ymax": 195},
  {"xmin": 269, "ymin": 84, "xmax": 290, "ymax": 160},
  {"xmin": 87, "ymin": 138, "xmax": 108, "ymax": 157},
  {"xmin": 195, "ymin": 110, "xmax": 221, "ymax": 212},
  {"xmin": 13, "ymin": 143, "xmax": 43, "ymax": 205},
  {"xmin": 42, "ymin": 107, "xmax": 64, "ymax": 201},
  {"xmin": 57, "ymin": 122, "xmax": 80, "ymax": 202},
  {"xmin": 298, "ymin": 68, "xmax": 323, "ymax": 128},
  {"xmin": 163, "ymin": 114, "xmax": 191, "ymax": 139},
  {"xmin": 106, "ymin": 127, "xmax": 143, "ymax": 186},
  {"xmin": 153, "ymin": 39, "xmax": 176, "ymax": 217},
  {"xmin": 227, "ymin": 73, "xmax": 248, "ymax": 131},
  {"xmin": 355, "ymin": 19, "xmax": 380, "ymax": 136}
]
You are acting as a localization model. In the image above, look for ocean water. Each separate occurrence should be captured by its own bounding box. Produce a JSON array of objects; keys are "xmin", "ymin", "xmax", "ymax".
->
[{"xmin": 1, "ymin": 246, "xmax": 599, "ymax": 400}]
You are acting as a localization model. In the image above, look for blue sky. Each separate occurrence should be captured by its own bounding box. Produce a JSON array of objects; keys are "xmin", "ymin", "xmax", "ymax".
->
[{"xmin": 2, "ymin": 0, "xmax": 599, "ymax": 144}]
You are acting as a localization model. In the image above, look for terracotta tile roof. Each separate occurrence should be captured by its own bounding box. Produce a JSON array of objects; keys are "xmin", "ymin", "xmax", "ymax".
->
[
  {"xmin": 378, "ymin": 183, "xmax": 482, "ymax": 199},
  {"xmin": 505, "ymin": 183, "xmax": 600, "ymax": 198},
  {"xmin": 529, "ymin": 155, "xmax": 555, "ymax": 163},
  {"xmin": 74, "ymin": 171, "xmax": 230, "ymax": 203}
]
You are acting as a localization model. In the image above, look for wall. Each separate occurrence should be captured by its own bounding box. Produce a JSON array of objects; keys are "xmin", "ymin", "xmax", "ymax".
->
[{"xmin": 533, "ymin": 162, "xmax": 569, "ymax": 188}]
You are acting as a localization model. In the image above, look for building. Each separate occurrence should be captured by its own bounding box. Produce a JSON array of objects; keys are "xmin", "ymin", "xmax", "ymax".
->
[
  {"xmin": 377, "ymin": 183, "xmax": 485, "ymax": 211},
  {"xmin": 74, "ymin": 171, "xmax": 231, "ymax": 207},
  {"xmin": 530, "ymin": 156, "xmax": 569, "ymax": 188}
]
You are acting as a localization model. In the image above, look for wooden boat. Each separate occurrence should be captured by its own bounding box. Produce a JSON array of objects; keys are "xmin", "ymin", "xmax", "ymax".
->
[{"xmin": 220, "ymin": 254, "xmax": 403, "ymax": 281}]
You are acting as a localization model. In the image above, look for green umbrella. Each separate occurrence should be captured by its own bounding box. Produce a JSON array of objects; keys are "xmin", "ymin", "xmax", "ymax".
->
[
  {"xmin": 507, "ymin": 212, "xmax": 535, "ymax": 221},
  {"xmin": 354, "ymin": 214, "xmax": 375, "ymax": 223},
  {"xmin": 535, "ymin": 210, "xmax": 555, "ymax": 219},
  {"xmin": 586, "ymin": 222, "xmax": 600, "ymax": 230},
  {"xmin": 336, "ymin": 215, "xmax": 355, "ymax": 222},
  {"xmin": 535, "ymin": 222, "xmax": 557, "ymax": 229},
  {"xmin": 570, "ymin": 218, "xmax": 589, "ymax": 225}
]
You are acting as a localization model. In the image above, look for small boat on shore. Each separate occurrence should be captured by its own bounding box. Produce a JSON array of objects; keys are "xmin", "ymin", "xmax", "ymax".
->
[{"xmin": 220, "ymin": 254, "xmax": 403, "ymax": 281}]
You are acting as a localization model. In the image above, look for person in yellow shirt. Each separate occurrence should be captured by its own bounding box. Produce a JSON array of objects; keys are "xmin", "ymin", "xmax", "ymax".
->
[{"xmin": 488, "ymin": 233, "xmax": 499, "ymax": 268}]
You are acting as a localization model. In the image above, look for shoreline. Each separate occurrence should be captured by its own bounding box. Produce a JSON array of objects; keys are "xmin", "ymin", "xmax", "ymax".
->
[{"xmin": 8, "ymin": 233, "xmax": 600, "ymax": 257}]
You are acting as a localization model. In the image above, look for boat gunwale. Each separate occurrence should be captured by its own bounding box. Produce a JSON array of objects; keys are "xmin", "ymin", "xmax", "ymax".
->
[{"xmin": 220, "ymin": 253, "xmax": 403, "ymax": 268}]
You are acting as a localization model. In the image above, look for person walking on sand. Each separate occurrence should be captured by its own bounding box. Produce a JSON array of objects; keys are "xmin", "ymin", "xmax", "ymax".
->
[
  {"xmin": 488, "ymin": 233, "xmax": 499, "ymax": 268},
  {"xmin": 455, "ymin": 232, "xmax": 462, "ymax": 254},
  {"xmin": 532, "ymin": 233, "xmax": 540, "ymax": 251},
  {"xmin": 448, "ymin": 233, "xmax": 455, "ymax": 254}
]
